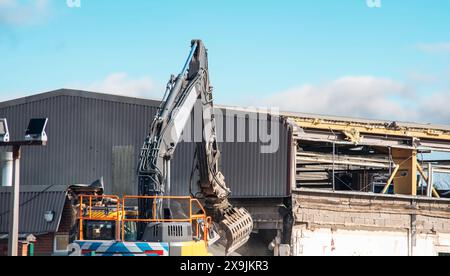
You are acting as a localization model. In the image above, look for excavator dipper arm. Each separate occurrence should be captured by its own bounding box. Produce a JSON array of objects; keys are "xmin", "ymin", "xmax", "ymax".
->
[{"xmin": 137, "ymin": 40, "xmax": 253, "ymax": 254}]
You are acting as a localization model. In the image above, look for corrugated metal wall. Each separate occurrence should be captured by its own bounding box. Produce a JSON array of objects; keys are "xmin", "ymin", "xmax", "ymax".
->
[{"xmin": 0, "ymin": 90, "xmax": 290, "ymax": 198}]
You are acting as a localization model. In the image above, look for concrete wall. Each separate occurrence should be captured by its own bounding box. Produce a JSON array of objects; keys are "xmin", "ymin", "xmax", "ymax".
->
[
  {"xmin": 291, "ymin": 189, "xmax": 450, "ymax": 256},
  {"xmin": 292, "ymin": 227, "xmax": 450, "ymax": 256}
]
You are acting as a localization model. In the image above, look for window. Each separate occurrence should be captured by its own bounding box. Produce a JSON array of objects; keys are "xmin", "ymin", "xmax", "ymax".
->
[
  {"xmin": 123, "ymin": 221, "xmax": 137, "ymax": 242},
  {"xmin": 54, "ymin": 233, "xmax": 69, "ymax": 254},
  {"xmin": 84, "ymin": 221, "xmax": 116, "ymax": 240}
]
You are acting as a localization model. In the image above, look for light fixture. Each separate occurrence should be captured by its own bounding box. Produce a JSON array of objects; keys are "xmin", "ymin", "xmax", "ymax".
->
[
  {"xmin": 24, "ymin": 118, "xmax": 48, "ymax": 142},
  {"xmin": 44, "ymin": 211, "xmax": 55, "ymax": 223},
  {"xmin": 0, "ymin": 119, "xmax": 10, "ymax": 142}
]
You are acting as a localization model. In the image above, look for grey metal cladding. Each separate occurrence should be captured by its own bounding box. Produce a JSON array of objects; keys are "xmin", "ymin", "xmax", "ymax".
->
[
  {"xmin": 0, "ymin": 92, "xmax": 158, "ymax": 195},
  {"xmin": 0, "ymin": 185, "xmax": 67, "ymax": 234},
  {"xmin": 0, "ymin": 89, "xmax": 290, "ymax": 198},
  {"xmin": 170, "ymin": 110, "xmax": 290, "ymax": 198}
]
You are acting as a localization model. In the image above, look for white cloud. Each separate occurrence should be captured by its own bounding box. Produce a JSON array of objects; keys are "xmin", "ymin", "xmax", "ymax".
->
[
  {"xmin": 417, "ymin": 42, "xmax": 450, "ymax": 54},
  {"xmin": 261, "ymin": 76, "xmax": 421, "ymax": 121},
  {"xmin": 0, "ymin": 0, "xmax": 49, "ymax": 26},
  {"xmin": 261, "ymin": 76, "xmax": 450, "ymax": 124},
  {"xmin": 69, "ymin": 73, "xmax": 163, "ymax": 99},
  {"xmin": 407, "ymin": 72, "xmax": 438, "ymax": 84},
  {"xmin": 421, "ymin": 91, "xmax": 450, "ymax": 123}
]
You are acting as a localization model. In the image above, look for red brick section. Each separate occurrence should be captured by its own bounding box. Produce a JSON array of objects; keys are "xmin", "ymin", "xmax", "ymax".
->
[
  {"xmin": 0, "ymin": 242, "xmax": 7, "ymax": 256},
  {"xmin": 58, "ymin": 199, "xmax": 75, "ymax": 233},
  {"xmin": 34, "ymin": 233, "xmax": 54, "ymax": 256},
  {"xmin": 0, "ymin": 242, "xmax": 30, "ymax": 256}
]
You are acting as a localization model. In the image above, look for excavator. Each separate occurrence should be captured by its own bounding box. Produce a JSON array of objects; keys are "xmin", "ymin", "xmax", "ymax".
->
[{"xmin": 72, "ymin": 40, "xmax": 253, "ymax": 256}]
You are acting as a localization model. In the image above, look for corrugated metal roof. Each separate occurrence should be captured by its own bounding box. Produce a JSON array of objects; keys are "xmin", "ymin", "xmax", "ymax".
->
[
  {"xmin": 0, "ymin": 185, "xmax": 68, "ymax": 234},
  {"xmin": 0, "ymin": 89, "xmax": 160, "ymax": 109},
  {"xmin": 0, "ymin": 89, "xmax": 290, "ymax": 198}
]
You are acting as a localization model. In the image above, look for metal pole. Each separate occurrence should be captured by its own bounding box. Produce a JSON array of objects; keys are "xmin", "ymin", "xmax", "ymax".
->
[
  {"xmin": 166, "ymin": 159, "xmax": 171, "ymax": 216},
  {"xmin": 8, "ymin": 145, "xmax": 20, "ymax": 256},
  {"xmin": 167, "ymin": 159, "xmax": 171, "ymax": 196},
  {"xmin": 332, "ymin": 142, "xmax": 336, "ymax": 191},
  {"xmin": 1, "ymin": 152, "xmax": 13, "ymax": 187},
  {"xmin": 427, "ymin": 163, "xmax": 433, "ymax": 197}
]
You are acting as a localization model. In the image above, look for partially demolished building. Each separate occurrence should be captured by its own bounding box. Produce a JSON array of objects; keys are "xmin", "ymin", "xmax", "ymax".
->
[{"xmin": 285, "ymin": 113, "xmax": 450, "ymax": 256}]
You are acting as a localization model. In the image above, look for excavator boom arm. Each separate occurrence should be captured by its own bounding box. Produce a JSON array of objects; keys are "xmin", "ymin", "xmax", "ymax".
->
[{"xmin": 137, "ymin": 40, "xmax": 253, "ymax": 254}]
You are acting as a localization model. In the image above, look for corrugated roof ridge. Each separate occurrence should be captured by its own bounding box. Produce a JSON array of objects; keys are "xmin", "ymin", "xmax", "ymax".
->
[
  {"xmin": 0, "ymin": 89, "xmax": 161, "ymax": 109},
  {"xmin": 0, "ymin": 185, "xmax": 68, "ymax": 193}
]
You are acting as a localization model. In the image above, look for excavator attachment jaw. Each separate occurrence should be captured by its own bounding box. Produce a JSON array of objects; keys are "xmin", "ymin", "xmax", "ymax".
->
[{"xmin": 218, "ymin": 207, "xmax": 254, "ymax": 255}]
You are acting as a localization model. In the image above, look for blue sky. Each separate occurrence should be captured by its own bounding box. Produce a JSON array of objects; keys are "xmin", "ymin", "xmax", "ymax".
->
[{"xmin": 1, "ymin": 0, "xmax": 450, "ymax": 123}]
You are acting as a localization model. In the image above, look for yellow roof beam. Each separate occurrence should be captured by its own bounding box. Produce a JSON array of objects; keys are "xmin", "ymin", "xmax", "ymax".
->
[{"xmin": 290, "ymin": 117, "xmax": 450, "ymax": 142}]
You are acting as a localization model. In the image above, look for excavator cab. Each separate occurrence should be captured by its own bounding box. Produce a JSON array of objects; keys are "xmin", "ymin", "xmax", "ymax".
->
[{"xmin": 75, "ymin": 195, "xmax": 214, "ymax": 256}]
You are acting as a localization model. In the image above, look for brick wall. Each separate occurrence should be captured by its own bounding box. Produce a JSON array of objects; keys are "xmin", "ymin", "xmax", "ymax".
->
[
  {"xmin": 0, "ymin": 242, "xmax": 7, "ymax": 256},
  {"xmin": 34, "ymin": 233, "xmax": 54, "ymax": 256},
  {"xmin": 0, "ymin": 241, "xmax": 30, "ymax": 256},
  {"xmin": 58, "ymin": 199, "xmax": 75, "ymax": 233},
  {"xmin": 293, "ymin": 190, "xmax": 450, "ymax": 234}
]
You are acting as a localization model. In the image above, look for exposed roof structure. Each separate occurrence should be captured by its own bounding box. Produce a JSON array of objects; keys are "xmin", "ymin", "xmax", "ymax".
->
[
  {"xmin": 221, "ymin": 106, "xmax": 450, "ymax": 134},
  {"xmin": 0, "ymin": 185, "xmax": 68, "ymax": 234}
]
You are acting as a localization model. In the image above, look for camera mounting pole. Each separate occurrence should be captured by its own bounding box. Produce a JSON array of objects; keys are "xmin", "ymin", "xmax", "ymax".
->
[{"xmin": 0, "ymin": 118, "xmax": 48, "ymax": 256}]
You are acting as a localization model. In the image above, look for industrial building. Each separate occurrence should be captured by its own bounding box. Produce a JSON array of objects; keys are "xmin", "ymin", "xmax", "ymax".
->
[
  {"xmin": 1, "ymin": 88, "xmax": 450, "ymax": 256},
  {"xmin": 0, "ymin": 89, "xmax": 291, "ymax": 255}
]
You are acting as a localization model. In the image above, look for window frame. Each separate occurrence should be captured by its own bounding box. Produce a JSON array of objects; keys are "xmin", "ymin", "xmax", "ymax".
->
[{"xmin": 53, "ymin": 233, "xmax": 70, "ymax": 254}]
